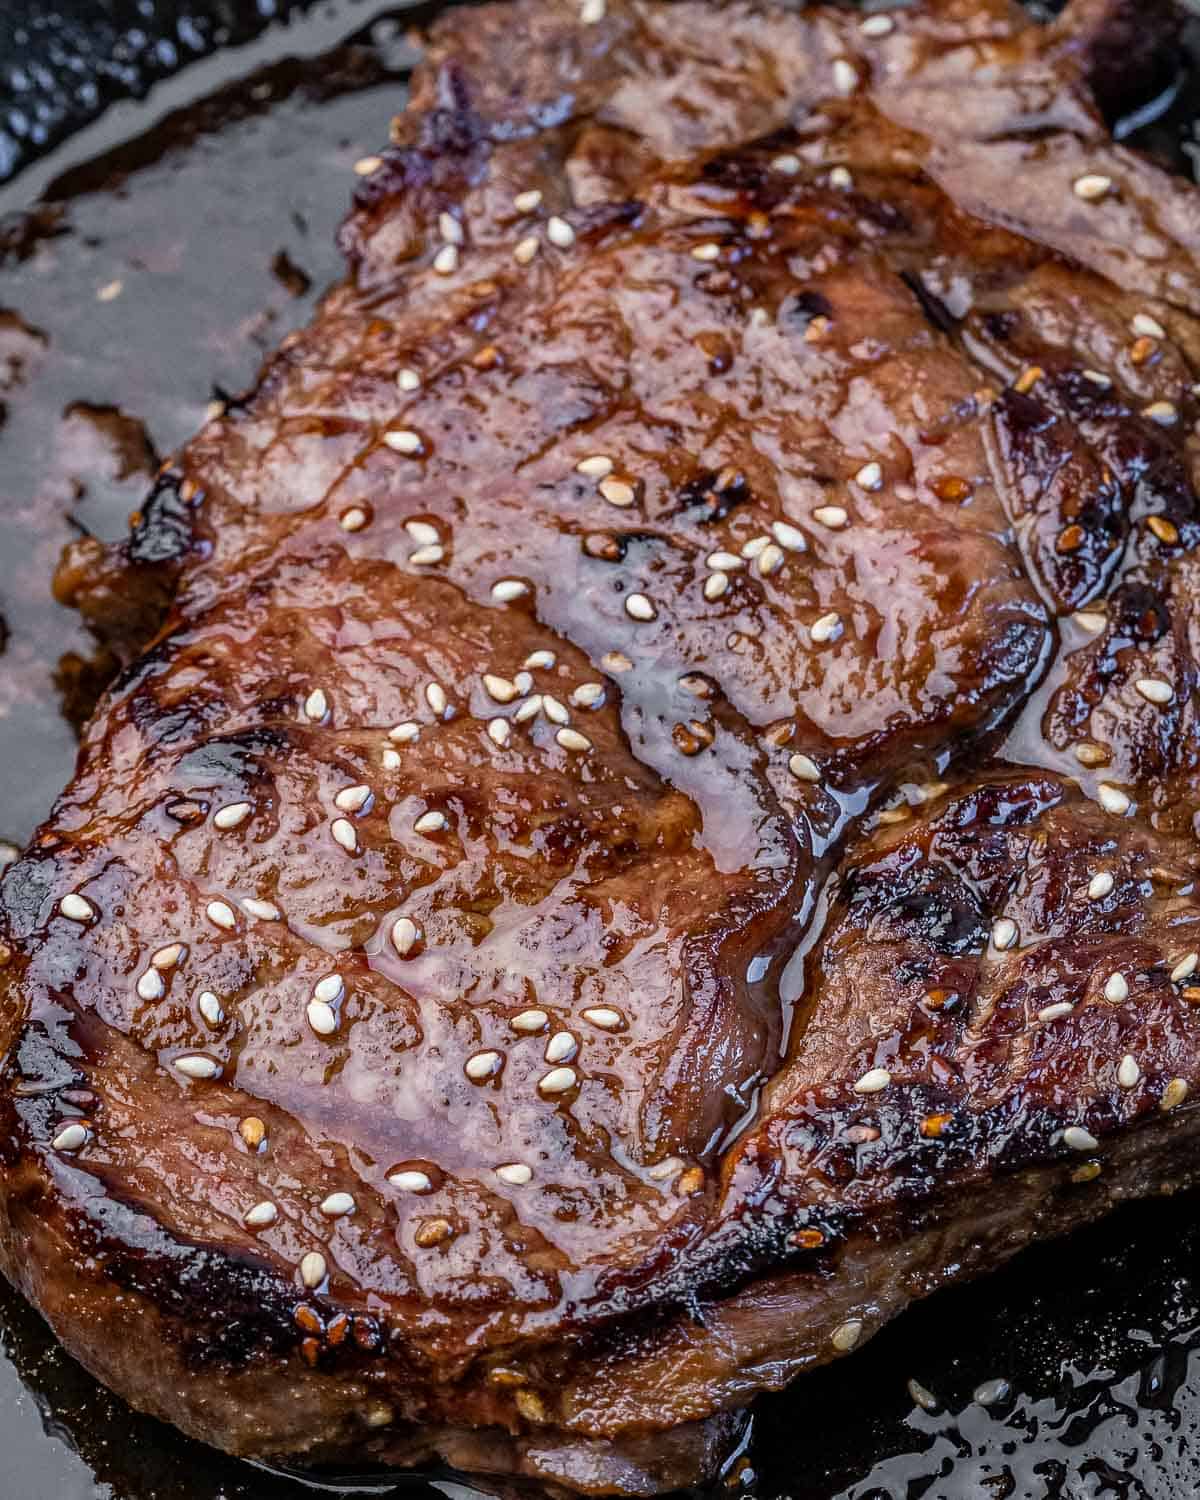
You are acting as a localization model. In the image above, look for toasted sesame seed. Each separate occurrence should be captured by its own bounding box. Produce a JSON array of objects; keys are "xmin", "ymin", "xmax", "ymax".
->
[
  {"xmin": 414, "ymin": 810, "xmax": 447, "ymax": 834},
  {"xmin": 1171, "ymin": 952, "xmax": 1199, "ymax": 983},
  {"xmin": 306, "ymin": 1000, "xmax": 338, "ymax": 1036},
  {"xmin": 466, "ymin": 1050, "xmax": 503, "ymax": 1080},
  {"xmin": 397, "ymin": 367, "xmax": 421, "ymax": 392},
  {"xmin": 545, "ymin": 1031, "xmax": 578, "ymax": 1064},
  {"xmin": 771, "ymin": 520, "xmax": 807, "ymax": 551},
  {"xmin": 242, "ymin": 898, "xmax": 280, "ymax": 921},
  {"xmin": 206, "ymin": 900, "xmax": 237, "ymax": 930},
  {"xmin": 582, "ymin": 1006, "xmax": 623, "ymax": 1030},
  {"xmin": 860, "ymin": 12, "xmax": 895, "ymax": 35},
  {"xmin": 414, "ymin": 1218, "xmax": 453, "ymax": 1248},
  {"xmin": 303, "ymin": 688, "xmax": 328, "ymax": 721},
  {"xmin": 1014, "ymin": 365, "xmax": 1044, "ymax": 395},
  {"xmin": 174, "ymin": 1054, "xmax": 221, "ymax": 1080},
  {"xmin": 1074, "ymin": 743, "xmax": 1109, "ymax": 768},
  {"xmin": 810, "ymin": 611, "xmax": 842, "ymax": 644},
  {"xmin": 1135, "ymin": 677, "xmax": 1173, "ymax": 705},
  {"xmin": 483, "ymin": 673, "xmax": 519, "ymax": 704},
  {"xmin": 788, "ymin": 752, "xmax": 821, "ymax": 782},
  {"xmin": 60, "ymin": 892, "xmax": 95, "ymax": 922},
  {"xmin": 354, "ymin": 155, "xmax": 382, "ymax": 176},
  {"xmin": 1131, "ymin": 313, "xmax": 1165, "ymax": 340},
  {"xmin": 1073, "ymin": 173, "xmax": 1113, "ymax": 201},
  {"xmin": 1073, "ymin": 611, "xmax": 1107, "ymax": 634},
  {"xmin": 1161, "ymin": 1077, "xmax": 1189, "ymax": 1111},
  {"xmin": 409, "ymin": 543, "xmax": 444, "ymax": 566},
  {"xmin": 300, "ymin": 1252, "xmax": 327, "ymax": 1288},
  {"xmin": 813, "ymin": 505, "xmax": 848, "ymax": 529},
  {"xmin": 1038, "ymin": 1002, "xmax": 1075, "ymax": 1022},
  {"xmin": 757, "ymin": 543, "xmax": 785, "ymax": 576},
  {"xmin": 244, "ymin": 1200, "xmax": 277, "ymax": 1228},
  {"xmin": 214, "ymin": 801, "xmax": 252, "ymax": 831},
  {"xmin": 704, "ymin": 571, "xmax": 730, "ymax": 601},
  {"xmin": 854, "ymin": 461, "xmax": 883, "ymax": 490},
  {"xmin": 152, "ymin": 943, "xmax": 184, "ymax": 969},
  {"xmin": 136, "ymin": 968, "xmax": 164, "ymax": 1001},
  {"xmin": 691, "ymin": 242, "xmax": 721, "ymax": 262},
  {"xmin": 389, "ymin": 1169, "xmax": 433, "ymax": 1192},
  {"xmin": 335, "ymin": 785, "xmax": 372, "ymax": 815},
  {"xmin": 571, "ymin": 682, "xmax": 604, "ymax": 707},
  {"xmin": 384, "ymin": 428, "xmax": 422, "ymax": 454},
  {"xmin": 1088, "ymin": 872, "xmax": 1115, "ymax": 900},
  {"xmin": 547, "ymin": 216, "xmax": 575, "ymax": 248},
  {"xmin": 831, "ymin": 1319, "xmax": 863, "ymax": 1351},
  {"xmin": 425, "ymin": 682, "xmax": 448, "ymax": 715},
  {"xmin": 974, "ymin": 1379, "xmax": 1011, "ymax": 1407},
  {"xmin": 853, "ymin": 1067, "xmax": 891, "ymax": 1094},
  {"xmin": 198, "ymin": 991, "xmax": 224, "ymax": 1026},
  {"xmin": 239, "ymin": 1116, "xmax": 265, "ymax": 1149},
  {"xmin": 908, "ymin": 1378, "xmax": 939, "ymax": 1412},
  {"xmin": 828, "ymin": 166, "xmax": 853, "ymax": 189},
  {"xmin": 625, "ymin": 593, "xmax": 656, "ymax": 621},
  {"xmin": 340, "ymin": 507, "xmax": 369, "ymax": 532},
  {"xmin": 391, "ymin": 917, "xmax": 420, "ymax": 956},
  {"xmin": 992, "ymin": 917, "xmax": 1018, "ymax": 950},
  {"xmin": 539, "ymin": 1066, "xmax": 578, "ymax": 1095},
  {"xmin": 1143, "ymin": 401, "xmax": 1179, "ymax": 426},
  {"xmin": 390, "ymin": 721, "xmax": 420, "ymax": 744},
  {"xmin": 492, "ymin": 579, "xmax": 529, "ymax": 602},
  {"xmin": 52, "ymin": 1123, "xmax": 87, "ymax": 1152},
  {"xmin": 496, "ymin": 1163, "xmax": 533, "ymax": 1185},
  {"xmin": 487, "ymin": 718, "xmax": 511, "ymax": 747},
  {"xmin": 513, "ymin": 235, "xmax": 539, "ymax": 264},
  {"xmin": 1098, "ymin": 784, "xmax": 1131, "ymax": 816},
  {"xmin": 556, "ymin": 727, "xmax": 592, "ymax": 752},
  {"xmin": 599, "ymin": 477, "xmax": 636, "ymax": 507},
  {"xmin": 515, "ymin": 694, "xmax": 543, "ymax": 722},
  {"xmin": 1118, "ymin": 1054, "xmax": 1140, "ymax": 1089},
  {"xmin": 320, "ymin": 1192, "xmax": 355, "ymax": 1218},
  {"xmin": 514, "ymin": 188, "xmax": 543, "ymax": 212},
  {"xmin": 1147, "ymin": 515, "xmax": 1180, "ymax": 546},
  {"xmin": 772, "ymin": 153, "xmax": 801, "ymax": 173},
  {"xmin": 433, "ymin": 244, "xmax": 458, "ymax": 275}
]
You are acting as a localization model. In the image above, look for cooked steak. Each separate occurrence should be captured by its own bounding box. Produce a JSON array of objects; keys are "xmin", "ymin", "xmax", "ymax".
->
[{"xmin": 5, "ymin": 0, "xmax": 1200, "ymax": 1493}]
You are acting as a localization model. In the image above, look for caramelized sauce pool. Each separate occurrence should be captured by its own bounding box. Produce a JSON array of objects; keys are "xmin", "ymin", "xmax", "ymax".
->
[{"xmin": 1, "ymin": 3, "xmax": 1200, "ymax": 1497}]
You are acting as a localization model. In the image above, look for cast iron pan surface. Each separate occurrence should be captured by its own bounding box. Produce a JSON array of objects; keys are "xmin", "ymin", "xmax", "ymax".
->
[{"xmin": 2, "ymin": 3, "xmax": 1200, "ymax": 1497}]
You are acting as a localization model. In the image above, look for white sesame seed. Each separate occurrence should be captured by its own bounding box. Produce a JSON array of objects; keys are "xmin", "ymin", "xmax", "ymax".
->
[
  {"xmin": 214, "ymin": 801, "xmax": 252, "ymax": 831},
  {"xmin": 1104, "ymin": 972, "xmax": 1129, "ymax": 1003},
  {"xmin": 242, "ymin": 898, "xmax": 280, "ymax": 921},
  {"xmin": 1131, "ymin": 313, "xmax": 1166, "ymax": 340},
  {"xmin": 547, "ymin": 216, "xmax": 575, "ymax": 248},
  {"xmin": 414, "ymin": 810, "xmax": 447, "ymax": 834},
  {"xmin": 771, "ymin": 521, "xmax": 807, "ymax": 551},
  {"xmin": 757, "ymin": 543, "xmax": 785, "ymax": 576},
  {"xmin": 582, "ymin": 1006, "xmax": 623, "ymax": 1030},
  {"xmin": 320, "ymin": 1192, "xmax": 356, "ymax": 1218},
  {"xmin": 303, "ymin": 688, "xmax": 328, "ymax": 721},
  {"xmin": 741, "ymin": 535, "xmax": 770, "ymax": 559},
  {"xmin": 397, "ymin": 367, "xmax": 421, "ymax": 392},
  {"xmin": 425, "ymin": 682, "xmax": 448, "ymax": 715},
  {"xmin": 853, "ymin": 1067, "xmax": 891, "ymax": 1094},
  {"xmin": 1118, "ymin": 1054, "xmax": 1140, "ymax": 1089},
  {"xmin": 1073, "ymin": 611, "xmax": 1107, "ymax": 634},
  {"xmin": 1063, "ymin": 1125, "xmax": 1099, "ymax": 1151},
  {"xmin": 438, "ymin": 210, "xmax": 463, "ymax": 245},
  {"xmin": 556, "ymin": 727, "xmax": 592, "ymax": 752},
  {"xmin": 313, "ymin": 974, "xmax": 344, "ymax": 1006},
  {"xmin": 1143, "ymin": 401, "xmax": 1179, "ymax": 427},
  {"xmin": 483, "ymin": 674, "xmax": 518, "ymax": 704},
  {"xmin": 789, "ymin": 753, "xmax": 821, "ymax": 782},
  {"xmin": 335, "ymin": 785, "xmax": 372, "ymax": 814},
  {"xmin": 524, "ymin": 649, "xmax": 556, "ymax": 669},
  {"xmin": 152, "ymin": 943, "xmax": 184, "ymax": 969},
  {"xmin": 1098, "ymin": 784, "xmax": 1131, "ymax": 816},
  {"xmin": 1171, "ymin": 952, "xmax": 1199, "ymax": 983},
  {"xmin": 829, "ymin": 166, "xmax": 853, "ymax": 189},
  {"xmin": 384, "ymin": 428, "xmax": 422, "ymax": 454},
  {"xmin": 405, "ymin": 521, "xmax": 439, "ymax": 548},
  {"xmin": 545, "ymin": 1031, "xmax": 578, "ymax": 1064},
  {"xmin": 691, "ymin": 242, "xmax": 721, "ymax": 262},
  {"xmin": 354, "ymin": 155, "xmax": 382, "ymax": 176},
  {"xmin": 832, "ymin": 58, "xmax": 858, "ymax": 94},
  {"xmin": 307, "ymin": 1000, "xmax": 338, "ymax": 1036},
  {"xmin": 707, "ymin": 551, "xmax": 742, "ymax": 570},
  {"xmin": 496, "ymin": 1163, "xmax": 532, "ymax": 1185},
  {"xmin": 813, "ymin": 505, "xmax": 848, "ymax": 529},
  {"xmin": 60, "ymin": 892, "xmax": 95, "ymax": 922},
  {"xmin": 488, "ymin": 718, "xmax": 511, "ymax": 747},
  {"xmin": 433, "ymin": 244, "xmax": 459, "ymax": 275},
  {"xmin": 854, "ymin": 461, "xmax": 883, "ymax": 490},
  {"xmin": 571, "ymin": 682, "xmax": 604, "ymax": 707},
  {"xmin": 206, "ymin": 900, "xmax": 237, "ymax": 930},
  {"xmin": 492, "ymin": 579, "xmax": 529, "ymax": 603},
  {"xmin": 810, "ymin": 611, "xmax": 842, "ymax": 644},
  {"xmin": 409, "ymin": 543, "xmax": 445, "ymax": 566},
  {"xmin": 831, "ymin": 1320, "xmax": 863, "ymax": 1351},
  {"xmin": 1038, "ymin": 1002, "xmax": 1075, "ymax": 1022},
  {"xmin": 599, "ymin": 477, "xmax": 637, "ymax": 507},
  {"xmin": 704, "ymin": 571, "xmax": 730, "ymax": 601},
  {"xmin": 244, "ymin": 1201, "xmax": 278, "ymax": 1228},
  {"xmin": 52, "ymin": 1123, "xmax": 87, "ymax": 1152},
  {"xmin": 576, "ymin": 455, "xmax": 613, "ymax": 478},
  {"xmin": 514, "ymin": 235, "xmax": 539, "ymax": 264},
  {"xmin": 1082, "ymin": 369, "xmax": 1112, "ymax": 387},
  {"xmin": 580, "ymin": 0, "xmax": 605, "ymax": 21},
  {"xmin": 382, "ymin": 748, "xmax": 401, "ymax": 770},
  {"xmin": 340, "ymin": 507, "xmax": 369, "ymax": 533},
  {"xmin": 860, "ymin": 12, "xmax": 895, "ymax": 35},
  {"xmin": 514, "ymin": 189, "xmax": 543, "ymax": 212},
  {"xmin": 391, "ymin": 916, "xmax": 421, "ymax": 955},
  {"xmin": 539, "ymin": 1066, "xmax": 578, "ymax": 1095},
  {"xmin": 514, "ymin": 695, "xmax": 543, "ymax": 722},
  {"xmin": 174, "ymin": 1054, "xmax": 221, "ymax": 1080},
  {"xmin": 1088, "ymin": 872, "xmax": 1114, "ymax": 900},
  {"xmin": 466, "ymin": 1050, "xmax": 503, "ymax": 1080},
  {"xmin": 97, "ymin": 279, "xmax": 124, "ymax": 302},
  {"xmin": 390, "ymin": 720, "xmax": 420, "ymax": 743},
  {"xmin": 511, "ymin": 1009, "xmax": 549, "ymax": 1033},
  {"xmin": 388, "ymin": 1169, "xmax": 433, "ymax": 1192},
  {"xmin": 1135, "ymin": 678, "xmax": 1173, "ymax": 705},
  {"xmin": 625, "ymin": 593, "xmax": 657, "ymax": 621},
  {"xmin": 198, "ymin": 991, "xmax": 224, "ymax": 1026},
  {"xmin": 300, "ymin": 1252, "xmax": 327, "ymax": 1289},
  {"xmin": 992, "ymin": 918, "xmax": 1018, "ymax": 951},
  {"xmin": 136, "ymin": 968, "xmax": 164, "ymax": 1001},
  {"xmin": 1073, "ymin": 173, "xmax": 1113, "ymax": 201},
  {"xmin": 772, "ymin": 153, "xmax": 801, "ymax": 174}
]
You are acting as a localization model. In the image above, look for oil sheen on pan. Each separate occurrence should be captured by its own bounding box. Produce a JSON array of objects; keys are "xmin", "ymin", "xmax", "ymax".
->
[{"xmin": 3, "ymin": 3, "xmax": 1200, "ymax": 1499}]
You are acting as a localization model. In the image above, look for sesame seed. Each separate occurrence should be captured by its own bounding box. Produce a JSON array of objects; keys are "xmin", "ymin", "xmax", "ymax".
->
[
  {"xmin": 757, "ymin": 543, "xmax": 785, "ymax": 576},
  {"xmin": 303, "ymin": 688, "xmax": 328, "ymax": 721},
  {"xmin": 466, "ymin": 1050, "xmax": 503, "ymax": 1080},
  {"xmin": 414, "ymin": 810, "xmax": 447, "ymax": 834},
  {"xmin": 438, "ymin": 211, "xmax": 463, "ymax": 245},
  {"xmin": 242, "ymin": 898, "xmax": 280, "ymax": 921},
  {"xmin": 860, "ymin": 12, "xmax": 895, "ymax": 35},
  {"xmin": 391, "ymin": 917, "xmax": 420, "ymax": 955},
  {"xmin": 97, "ymin": 279, "xmax": 123, "ymax": 302},
  {"xmin": 789, "ymin": 752, "xmax": 821, "ymax": 782},
  {"xmin": 397, "ymin": 368, "xmax": 421, "ymax": 392},
  {"xmin": 320, "ymin": 1192, "xmax": 355, "ymax": 1218},
  {"xmin": 433, "ymin": 244, "xmax": 458, "ymax": 275},
  {"xmin": 772, "ymin": 153, "xmax": 801, "ymax": 174},
  {"xmin": 390, "ymin": 721, "xmax": 420, "ymax": 743},
  {"xmin": 580, "ymin": 0, "xmax": 605, "ymax": 21},
  {"xmin": 313, "ymin": 974, "xmax": 344, "ymax": 1006},
  {"xmin": 52, "ymin": 1123, "xmax": 87, "ymax": 1152},
  {"xmin": 545, "ymin": 1031, "xmax": 578, "ymax": 1064},
  {"xmin": 691, "ymin": 242, "xmax": 721, "ymax": 262},
  {"xmin": 306, "ymin": 1000, "xmax": 338, "ymax": 1036},
  {"xmin": 1104, "ymin": 971, "xmax": 1129, "ymax": 1003},
  {"xmin": 425, "ymin": 682, "xmax": 448, "ymax": 715},
  {"xmin": 831, "ymin": 1319, "xmax": 863, "ymax": 1351},
  {"xmin": 514, "ymin": 189, "xmax": 543, "ymax": 212},
  {"xmin": 488, "ymin": 718, "xmax": 511, "ymax": 747},
  {"xmin": 828, "ymin": 166, "xmax": 853, "ymax": 189},
  {"xmin": 414, "ymin": 1219, "xmax": 452, "ymax": 1248},
  {"xmin": 741, "ymin": 535, "xmax": 770, "ymax": 559},
  {"xmin": 582, "ymin": 1007, "xmax": 623, "ymax": 1030},
  {"xmin": 992, "ymin": 917, "xmax": 1018, "ymax": 950},
  {"xmin": 354, "ymin": 155, "xmax": 382, "ymax": 176},
  {"xmin": 1143, "ymin": 401, "xmax": 1179, "ymax": 426},
  {"xmin": 1118, "ymin": 1055, "xmax": 1140, "ymax": 1089},
  {"xmin": 547, "ymin": 216, "xmax": 575, "ymax": 248},
  {"xmin": 152, "ymin": 943, "xmax": 184, "ymax": 969},
  {"xmin": 625, "ymin": 593, "xmax": 657, "ymax": 621},
  {"xmin": 1098, "ymin": 784, "xmax": 1131, "ymax": 816},
  {"xmin": 853, "ymin": 1067, "xmax": 891, "ymax": 1094},
  {"xmin": 300, "ymin": 1252, "xmax": 327, "ymax": 1289},
  {"xmin": 483, "ymin": 673, "xmax": 519, "ymax": 703},
  {"xmin": 571, "ymin": 682, "xmax": 604, "ymax": 707},
  {"xmin": 576, "ymin": 455, "xmax": 613, "ymax": 478},
  {"xmin": 198, "ymin": 991, "xmax": 224, "ymax": 1026},
  {"xmin": 771, "ymin": 521, "xmax": 807, "ymax": 551},
  {"xmin": 409, "ymin": 543, "xmax": 444, "ymax": 566},
  {"xmin": 1162, "ymin": 1077, "xmax": 1189, "ymax": 1111},
  {"xmin": 602, "ymin": 651, "xmax": 632, "ymax": 672},
  {"xmin": 136, "ymin": 968, "xmax": 164, "ymax": 1001},
  {"xmin": 206, "ymin": 900, "xmax": 237, "ymax": 930},
  {"xmin": 524, "ymin": 650, "xmax": 557, "ymax": 670},
  {"xmin": 335, "ymin": 785, "xmax": 372, "ymax": 814},
  {"xmin": 1171, "ymin": 952, "xmax": 1199, "ymax": 983},
  {"xmin": 174, "ymin": 1054, "xmax": 221, "ymax": 1080},
  {"xmin": 854, "ymin": 461, "xmax": 883, "ymax": 490},
  {"xmin": 492, "ymin": 579, "xmax": 529, "ymax": 602},
  {"xmin": 214, "ymin": 801, "xmax": 252, "ymax": 831},
  {"xmin": 539, "ymin": 1066, "xmax": 578, "ymax": 1095},
  {"xmin": 810, "ymin": 611, "xmax": 842, "ymax": 644},
  {"xmin": 1082, "ymin": 369, "xmax": 1112, "ymax": 387},
  {"xmin": 704, "ymin": 572, "xmax": 730, "ymax": 601},
  {"xmin": 707, "ymin": 551, "xmax": 742, "ymax": 570},
  {"xmin": 1073, "ymin": 611, "xmax": 1107, "ymax": 634},
  {"xmin": 60, "ymin": 893, "xmax": 94, "ymax": 922},
  {"xmin": 239, "ymin": 1117, "xmax": 266, "ymax": 1149},
  {"xmin": 814, "ymin": 505, "xmax": 848, "ymax": 529},
  {"xmin": 1087, "ymin": 872, "xmax": 1115, "ymax": 900},
  {"xmin": 599, "ymin": 477, "xmax": 637, "ymax": 507},
  {"xmin": 244, "ymin": 1201, "xmax": 277, "ymax": 1227},
  {"xmin": 832, "ymin": 58, "xmax": 858, "ymax": 94},
  {"xmin": 1147, "ymin": 515, "xmax": 1180, "ymax": 546},
  {"xmin": 1075, "ymin": 743, "xmax": 1109, "ymax": 767},
  {"xmin": 1038, "ymin": 1002, "xmax": 1075, "ymax": 1022},
  {"xmin": 1131, "ymin": 313, "xmax": 1165, "ymax": 339},
  {"xmin": 1014, "ymin": 365, "xmax": 1044, "ymax": 395},
  {"xmin": 384, "ymin": 428, "xmax": 422, "ymax": 454},
  {"xmin": 1135, "ymin": 678, "xmax": 1173, "ymax": 705},
  {"xmin": 974, "ymin": 1379, "xmax": 1011, "ymax": 1407},
  {"xmin": 382, "ymin": 748, "xmax": 401, "ymax": 770},
  {"xmin": 1073, "ymin": 173, "xmax": 1113, "ymax": 201},
  {"xmin": 496, "ymin": 1163, "xmax": 532, "ymax": 1185},
  {"xmin": 514, "ymin": 694, "xmax": 543, "ymax": 722},
  {"xmin": 389, "ymin": 1169, "xmax": 433, "ymax": 1192},
  {"xmin": 340, "ymin": 506, "xmax": 369, "ymax": 532},
  {"xmin": 556, "ymin": 727, "xmax": 592, "ymax": 752},
  {"xmin": 512, "ymin": 1009, "xmax": 549, "ymax": 1033},
  {"xmin": 514, "ymin": 235, "xmax": 539, "ymax": 264}
]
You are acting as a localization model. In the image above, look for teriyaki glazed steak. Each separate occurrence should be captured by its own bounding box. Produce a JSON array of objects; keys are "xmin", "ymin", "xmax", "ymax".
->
[{"xmin": 4, "ymin": 0, "xmax": 1200, "ymax": 1492}]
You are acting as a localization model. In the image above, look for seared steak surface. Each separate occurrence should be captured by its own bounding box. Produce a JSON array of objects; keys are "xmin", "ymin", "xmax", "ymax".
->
[{"xmin": 5, "ymin": 0, "xmax": 1200, "ymax": 1492}]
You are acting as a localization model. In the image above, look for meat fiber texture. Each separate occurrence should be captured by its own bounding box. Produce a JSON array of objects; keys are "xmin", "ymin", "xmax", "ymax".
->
[{"xmin": 6, "ymin": 0, "xmax": 1200, "ymax": 1493}]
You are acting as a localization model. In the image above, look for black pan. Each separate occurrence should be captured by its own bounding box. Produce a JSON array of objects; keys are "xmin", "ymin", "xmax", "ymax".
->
[{"xmin": 1, "ymin": 4, "xmax": 1200, "ymax": 1497}]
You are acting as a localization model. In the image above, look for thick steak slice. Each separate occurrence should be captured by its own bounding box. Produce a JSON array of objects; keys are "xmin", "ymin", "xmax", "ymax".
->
[{"xmin": 4, "ymin": 0, "xmax": 1200, "ymax": 1493}]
